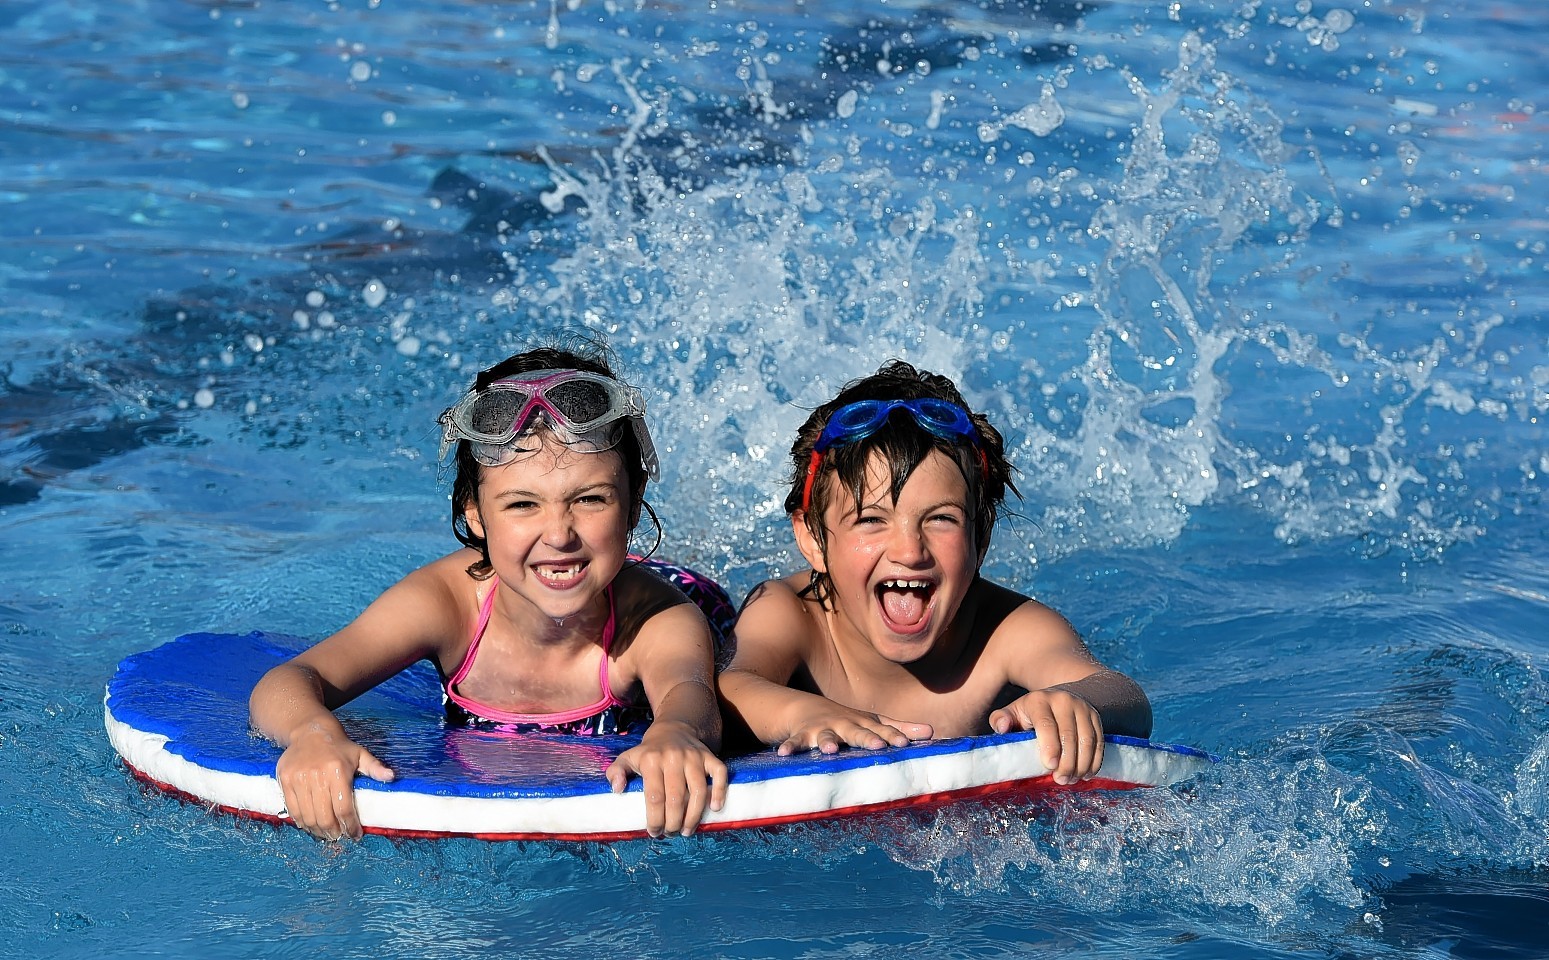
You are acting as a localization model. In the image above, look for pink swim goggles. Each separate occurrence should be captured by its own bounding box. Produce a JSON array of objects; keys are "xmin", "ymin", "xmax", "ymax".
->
[{"xmin": 438, "ymin": 368, "xmax": 659, "ymax": 478}]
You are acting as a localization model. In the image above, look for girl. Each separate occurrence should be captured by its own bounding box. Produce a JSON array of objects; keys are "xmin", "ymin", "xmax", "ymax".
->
[
  {"xmin": 250, "ymin": 347, "xmax": 726, "ymax": 841},
  {"xmin": 719, "ymin": 360, "xmax": 1152, "ymax": 785}
]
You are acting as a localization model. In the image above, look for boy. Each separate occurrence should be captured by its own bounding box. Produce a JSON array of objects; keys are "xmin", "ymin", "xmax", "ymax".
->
[{"xmin": 719, "ymin": 361, "xmax": 1151, "ymax": 785}]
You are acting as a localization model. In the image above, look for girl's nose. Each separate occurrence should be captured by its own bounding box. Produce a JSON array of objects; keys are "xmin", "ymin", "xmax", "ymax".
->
[{"xmin": 542, "ymin": 509, "xmax": 579, "ymax": 548}]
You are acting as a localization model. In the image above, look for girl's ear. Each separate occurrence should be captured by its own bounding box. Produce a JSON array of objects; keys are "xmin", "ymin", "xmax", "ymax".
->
[
  {"xmin": 791, "ymin": 510, "xmax": 828, "ymax": 573},
  {"xmin": 462, "ymin": 501, "xmax": 486, "ymax": 540}
]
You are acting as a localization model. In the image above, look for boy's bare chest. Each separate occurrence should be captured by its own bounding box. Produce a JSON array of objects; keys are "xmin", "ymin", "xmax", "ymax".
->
[{"xmin": 804, "ymin": 651, "xmax": 1010, "ymax": 739}]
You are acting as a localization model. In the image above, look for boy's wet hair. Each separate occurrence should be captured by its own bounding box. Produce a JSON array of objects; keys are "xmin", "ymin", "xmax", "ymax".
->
[
  {"xmin": 449, "ymin": 343, "xmax": 649, "ymax": 579},
  {"xmin": 785, "ymin": 360, "xmax": 1015, "ymax": 605}
]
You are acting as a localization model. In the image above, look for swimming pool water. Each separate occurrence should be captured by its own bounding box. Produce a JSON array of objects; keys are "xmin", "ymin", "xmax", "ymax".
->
[{"xmin": 3, "ymin": 0, "xmax": 1547, "ymax": 956}]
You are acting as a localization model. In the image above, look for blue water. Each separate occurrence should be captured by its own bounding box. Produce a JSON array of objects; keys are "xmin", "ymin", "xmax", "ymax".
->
[{"xmin": 2, "ymin": 0, "xmax": 1546, "ymax": 956}]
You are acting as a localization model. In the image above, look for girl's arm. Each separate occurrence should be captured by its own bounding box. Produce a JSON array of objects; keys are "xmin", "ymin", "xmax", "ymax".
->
[
  {"xmin": 605, "ymin": 598, "xmax": 727, "ymax": 838},
  {"xmin": 248, "ymin": 558, "xmax": 463, "ymax": 840},
  {"xmin": 718, "ymin": 578, "xmax": 933, "ymax": 755}
]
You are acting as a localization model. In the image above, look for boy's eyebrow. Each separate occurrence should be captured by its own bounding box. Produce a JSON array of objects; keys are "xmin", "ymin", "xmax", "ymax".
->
[{"xmin": 853, "ymin": 494, "xmax": 970, "ymax": 514}]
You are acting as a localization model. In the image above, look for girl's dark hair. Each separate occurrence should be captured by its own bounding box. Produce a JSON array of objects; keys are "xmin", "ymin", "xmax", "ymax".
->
[
  {"xmin": 449, "ymin": 345, "xmax": 649, "ymax": 579},
  {"xmin": 786, "ymin": 360, "xmax": 1016, "ymax": 605}
]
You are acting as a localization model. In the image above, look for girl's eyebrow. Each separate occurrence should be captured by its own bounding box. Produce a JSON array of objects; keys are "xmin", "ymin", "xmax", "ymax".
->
[{"xmin": 487, "ymin": 480, "xmax": 620, "ymax": 502}]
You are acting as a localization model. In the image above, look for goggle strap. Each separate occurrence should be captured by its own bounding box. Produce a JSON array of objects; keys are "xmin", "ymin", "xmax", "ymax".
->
[{"xmin": 800, "ymin": 450, "xmax": 823, "ymax": 514}]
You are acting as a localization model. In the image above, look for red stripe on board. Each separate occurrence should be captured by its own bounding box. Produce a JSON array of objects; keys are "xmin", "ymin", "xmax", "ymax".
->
[{"xmin": 121, "ymin": 760, "xmax": 1145, "ymax": 843}]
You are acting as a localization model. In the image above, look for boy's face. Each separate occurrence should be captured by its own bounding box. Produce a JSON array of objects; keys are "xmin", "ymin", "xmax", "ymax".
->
[{"xmin": 794, "ymin": 448, "xmax": 980, "ymax": 664}]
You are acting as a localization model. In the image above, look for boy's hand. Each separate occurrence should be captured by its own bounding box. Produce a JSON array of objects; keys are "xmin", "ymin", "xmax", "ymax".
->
[
  {"xmin": 989, "ymin": 688, "xmax": 1105, "ymax": 785},
  {"xmin": 606, "ymin": 721, "xmax": 728, "ymax": 838},
  {"xmin": 274, "ymin": 725, "xmax": 394, "ymax": 841},
  {"xmin": 775, "ymin": 708, "xmax": 933, "ymax": 757}
]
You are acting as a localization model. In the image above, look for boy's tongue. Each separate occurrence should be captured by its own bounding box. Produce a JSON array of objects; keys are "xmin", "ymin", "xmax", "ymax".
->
[{"xmin": 879, "ymin": 584, "xmax": 929, "ymax": 627}]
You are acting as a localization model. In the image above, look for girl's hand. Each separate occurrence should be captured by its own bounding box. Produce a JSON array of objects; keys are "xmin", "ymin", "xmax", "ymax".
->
[
  {"xmin": 988, "ymin": 688, "xmax": 1104, "ymax": 785},
  {"xmin": 273, "ymin": 724, "xmax": 395, "ymax": 841},
  {"xmin": 605, "ymin": 721, "xmax": 728, "ymax": 838},
  {"xmin": 775, "ymin": 708, "xmax": 933, "ymax": 757}
]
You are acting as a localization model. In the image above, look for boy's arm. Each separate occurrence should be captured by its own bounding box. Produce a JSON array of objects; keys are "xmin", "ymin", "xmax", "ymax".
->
[
  {"xmin": 605, "ymin": 600, "xmax": 728, "ymax": 837},
  {"xmin": 987, "ymin": 598, "xmax": 1153, "ymax": 784},
  {"xmin": 719, "ymin": 579, "xmax": 933, "ymax": 755}
]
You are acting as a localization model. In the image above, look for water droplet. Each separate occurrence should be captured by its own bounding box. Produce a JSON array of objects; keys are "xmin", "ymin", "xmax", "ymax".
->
[
  {"xmin": 1325, "ymin": 9, "xmax": 1355, "ymax": 33},
  {"xmin": 362, "ymin": 280, "xmax": 388, "ymax": 308},
  {"xmin": 836, "ymin": 89, "xmax": 859, "ymax": 119}
]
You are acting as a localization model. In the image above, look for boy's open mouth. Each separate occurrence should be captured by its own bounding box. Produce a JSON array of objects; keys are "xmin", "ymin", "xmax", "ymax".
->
[
  {"xmin": 877, "ymin": 578, "xmax": 934, "ymax": 632},
  {"xmin": 534, "ymin": 561, "xmax": 588, "ymax": 586}
]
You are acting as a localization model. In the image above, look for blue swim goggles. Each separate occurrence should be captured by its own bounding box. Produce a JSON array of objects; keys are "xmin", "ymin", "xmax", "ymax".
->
[{"xmin": 800, "ymin": 398, "xmax": 985, "ymax": 512}]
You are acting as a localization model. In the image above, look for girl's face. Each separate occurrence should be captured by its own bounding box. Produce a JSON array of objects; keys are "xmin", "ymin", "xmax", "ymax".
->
[
  {"xmin": 463, "ymin": 434, "xmax": 636, "ymax": 624},
  {"xmin": 794, "ymin": 448, "xmax": 980, "ymax": 664}
]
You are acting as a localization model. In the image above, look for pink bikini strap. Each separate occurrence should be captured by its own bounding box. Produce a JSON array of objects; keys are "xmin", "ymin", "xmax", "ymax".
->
[{"xmin": 445, "ymin": 578, "xmax": 624, "ymax": 725}]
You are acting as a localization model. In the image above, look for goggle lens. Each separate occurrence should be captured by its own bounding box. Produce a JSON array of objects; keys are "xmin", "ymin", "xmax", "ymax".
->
[
  {"xmin": 815, "ymin": 398, "xmax": 978, "ymax": 452},
  {"xmin": 439, "ymin": 368, "xmax": 659, "ymax": 479},
  {"xmin": 802, "ymin": 397, "xmax": 984, "ymax": 513}
]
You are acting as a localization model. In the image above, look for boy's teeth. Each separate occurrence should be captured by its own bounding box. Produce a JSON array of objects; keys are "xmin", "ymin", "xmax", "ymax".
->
[{"xmin": 879, "ymin": 579, "xmax": 931, "ymax": 626}]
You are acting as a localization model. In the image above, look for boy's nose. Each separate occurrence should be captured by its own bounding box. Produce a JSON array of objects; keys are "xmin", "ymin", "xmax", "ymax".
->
[{"xmin": 887, "ymin": 522, "xmax": 929, "ymax": 563}]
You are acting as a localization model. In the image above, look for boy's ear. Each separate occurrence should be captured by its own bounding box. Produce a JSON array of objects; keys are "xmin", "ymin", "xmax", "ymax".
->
[{"xmin": 791, "ymin": 511, "xmax": 828, "ymax": 573}]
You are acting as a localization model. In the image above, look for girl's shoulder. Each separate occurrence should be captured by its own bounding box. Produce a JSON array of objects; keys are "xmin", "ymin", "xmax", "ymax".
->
[
  {"xmin": 609, "ymin": 562, "xmax": 707, "ymax": 642},
  {"xmin": 400, "ymin": 549, "xmax": 486, "ymax": 601},
  {"xmin": 377, "ymin": 550, "xmax": 489, "ymax": 639}
]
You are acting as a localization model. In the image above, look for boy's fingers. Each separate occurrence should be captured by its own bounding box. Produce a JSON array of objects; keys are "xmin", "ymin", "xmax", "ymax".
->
[
  {"xmin": 876, "ymin": 716, "xmax": 933, "ymax": 742},
  {"xmin": 305, "ymin": 779, "xmax": 342, "ymax": 839},
  {"xmin": 707, "ymin": 759, "xmax": 728, "ymax": 812},
  {"xmin": 680, "ymin": 772, "xmax": 708, "ymax": 836}
]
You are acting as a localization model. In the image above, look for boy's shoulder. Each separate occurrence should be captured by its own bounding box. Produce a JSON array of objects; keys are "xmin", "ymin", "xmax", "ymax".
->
[
  {"xmin": 735, "ymin": 573, "xmax": 821, "ymax": 640},
  {"xmin": 740, "ymin": 572, "xmax": 815, "ymax": 612},
  {"xmin": 966, "ymin": 577, "xmax": 1078, "ymax": 647},
  {"xmin": 964, "ymin": 576, "xmax": 1033, "ymax": 625}
]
